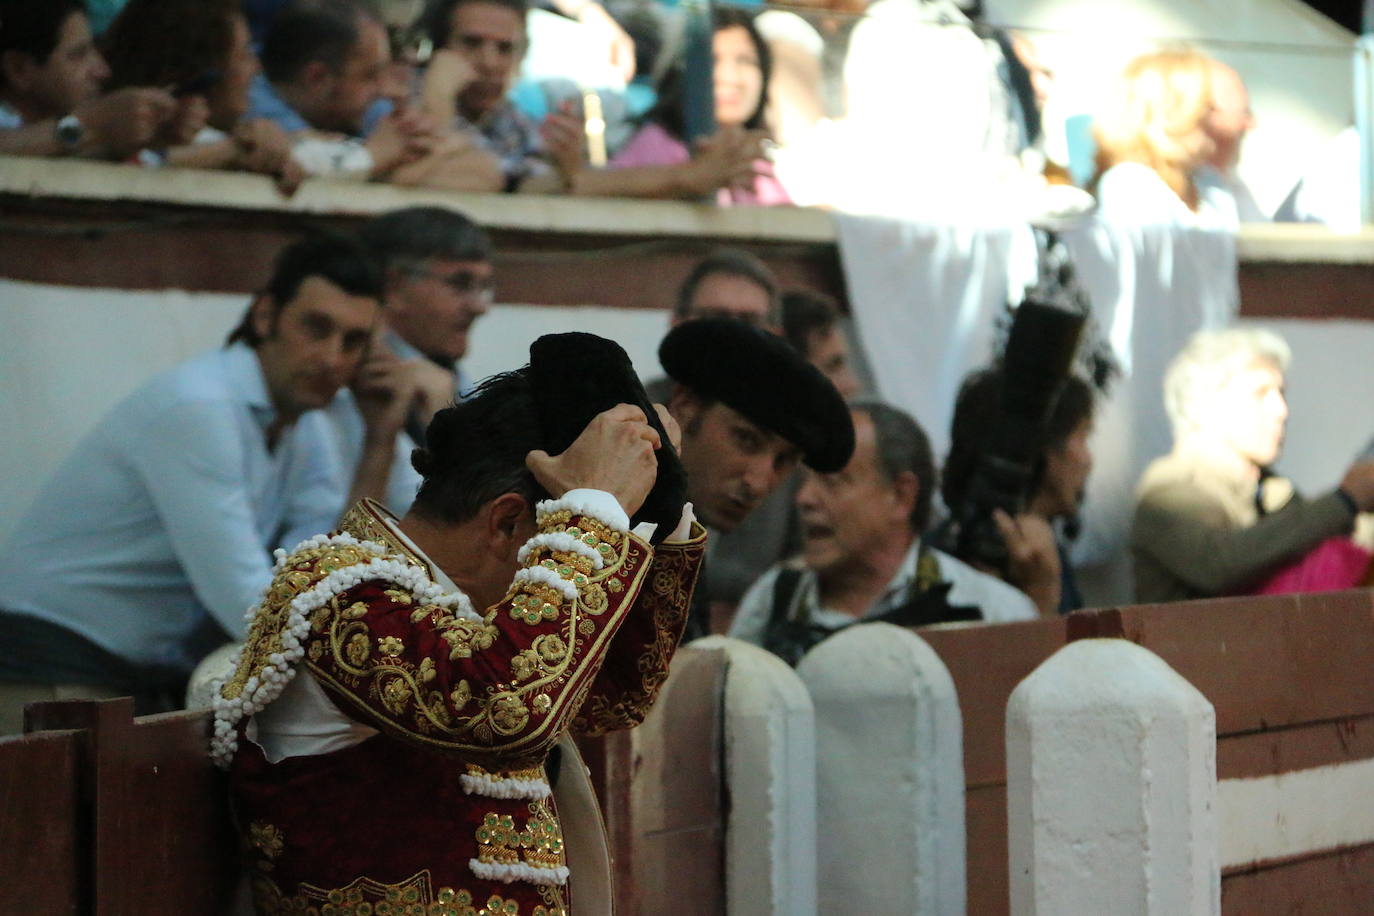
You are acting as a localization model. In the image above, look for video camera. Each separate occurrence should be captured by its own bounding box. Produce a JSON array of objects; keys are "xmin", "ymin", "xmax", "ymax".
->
[{"xmin": 944, "ymin": 230, "xmax": 1090, "ymax": 574}]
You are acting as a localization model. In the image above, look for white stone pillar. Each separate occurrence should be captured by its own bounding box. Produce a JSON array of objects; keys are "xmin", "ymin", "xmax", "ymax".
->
[
  {"xmin": 693, "ymin": 636, "xmax": 818, "ymax": 916},
  {"xmin": 1006, "ymin": 638, "xmax": 1218, "ymax": 916},
  {"xmin": 797, "ymin": 622, "xmax": 966, "ymax": 915}
]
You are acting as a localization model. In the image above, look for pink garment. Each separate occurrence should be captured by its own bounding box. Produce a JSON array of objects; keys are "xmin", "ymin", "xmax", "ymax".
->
[
  {"xmin": 610, "ymin": 123, "xmax": 792, "ymax": 207},
  {"xmin": 1247, "ymin": 537, "xmax": 1372, "ymax": 596}
]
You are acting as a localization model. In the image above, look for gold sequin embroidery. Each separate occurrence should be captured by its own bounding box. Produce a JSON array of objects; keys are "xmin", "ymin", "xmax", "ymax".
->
[
  {"xmin": 251, "ymin": 869, "xmax": 566, "ymax": 916},
  {"xmin": 248, "ymin": 821, "xmax": 284, "ymax": 871},
  {"xmin": 474, "ymin": 812, "xmax": 565, "ymax": 871}
]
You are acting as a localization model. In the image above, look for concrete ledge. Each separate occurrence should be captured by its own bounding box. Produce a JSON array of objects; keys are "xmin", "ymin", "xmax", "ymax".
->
[
  {"xmin": 0, "ymin": 154, "xmax": 837, "ymax": 243},
  {"xmin": 8, "ymin": 155, "xmax": 1374, "ymax": 262}
]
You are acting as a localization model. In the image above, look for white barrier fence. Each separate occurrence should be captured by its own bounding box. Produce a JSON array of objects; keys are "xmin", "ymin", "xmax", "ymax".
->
[
  {"xmin": 1006, "ymin": 639, "xmax": 1219, "ymax": 916},
  {"xmin": 688, "ymin": 630, "xmax": 1230, "ymax": 914},
  {"xmin": 799, "ymin": 623, "xmax": 966, "ymax": 915},
  {"xmin": 692, "ymin": 636, "xmax": 819, "ymax": 916}
]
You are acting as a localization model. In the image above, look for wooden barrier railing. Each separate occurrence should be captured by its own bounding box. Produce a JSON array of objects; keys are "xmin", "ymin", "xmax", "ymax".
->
[
  {"xmin": 0, "ymin": 727, "xmax": 84, "ymax": 914},
  {"xmin": 2, "ymin": 698, "xmax": 241, "ymax": 915},
  {"xmin": 920, "ymin": 616, "xmax": 1070, "ymax": 915},
  {"xmin": 0, "ymin": 649, "xmax": 729, "ymax": 916}
]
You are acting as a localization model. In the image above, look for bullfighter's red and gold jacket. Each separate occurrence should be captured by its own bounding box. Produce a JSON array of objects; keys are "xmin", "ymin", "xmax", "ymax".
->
[{"xmin": 212, "ymin": 496, "xmax": 706, "ymax": 915}]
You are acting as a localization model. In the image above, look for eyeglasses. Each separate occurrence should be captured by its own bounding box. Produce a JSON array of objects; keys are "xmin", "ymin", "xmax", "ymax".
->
[{"xmin": 404, "ymin": 266, "xmax": 497, "ymax": 304}]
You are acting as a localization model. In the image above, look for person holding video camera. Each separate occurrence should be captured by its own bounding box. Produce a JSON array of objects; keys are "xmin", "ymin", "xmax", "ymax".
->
[
  {"xmin": 938, "ymin": 367, "xmax": 1096, "ymax": 616},
  {"xmin": 100, "ymin": 0, "xmax": 305, "ymax": 189}
]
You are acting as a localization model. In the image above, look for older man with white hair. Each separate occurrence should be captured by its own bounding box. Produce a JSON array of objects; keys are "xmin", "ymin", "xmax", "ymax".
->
[{"xmin": 1131, "ymin": 327, "xmax": 1374, "ymax": 603}]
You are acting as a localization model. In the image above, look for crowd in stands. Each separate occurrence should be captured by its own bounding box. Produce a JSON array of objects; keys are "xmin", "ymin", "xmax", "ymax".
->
[
  {"xmin": 0, "ymin": 0, "xmax": 1363, "ymax": 227},
  {"xmin": 4, "ymin": 3, "xmax": 1373, "ymax": 910},
  {"xmin": 8, "ymin": 203, "xmax": 1374, "ymax": 739}
]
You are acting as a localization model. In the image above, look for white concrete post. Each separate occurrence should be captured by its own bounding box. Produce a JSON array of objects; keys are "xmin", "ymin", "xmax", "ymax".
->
[
  {"xmin": 796, "ymin": 622, "xmax": 966, "ymax": 915},
  {"xmin": 1006, "ymin": 638, "xmax": 1218, "ymax": 916},
  {"xmin": 693, "ymin": 636, "xmax": 818, "ymax": 916}
]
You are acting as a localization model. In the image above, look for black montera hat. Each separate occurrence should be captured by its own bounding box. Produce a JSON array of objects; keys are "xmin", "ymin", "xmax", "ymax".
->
[
  {"xmin": 659, "ymin": 318, "xmax": 855, "ymax": 473},
  {"xmin": 528, "ymin": 332, "xmax": 688, "ymax": 543}
]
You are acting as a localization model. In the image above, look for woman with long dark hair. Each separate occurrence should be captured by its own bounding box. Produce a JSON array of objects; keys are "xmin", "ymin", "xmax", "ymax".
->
[{"xmin": 608, "ymin": 7, "xmax": 790, "ymax": 205}]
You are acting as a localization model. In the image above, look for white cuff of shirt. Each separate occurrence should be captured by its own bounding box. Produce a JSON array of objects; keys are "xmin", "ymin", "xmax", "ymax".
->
[
  {"xmin": 664, "ymin": 501, "xmax": 696, "ymax": 542},
  {"xmin": 561, "ymin": 488, "xmax": 630, "ymax": 532},
  {"xmin": 290, "ymin": 136, "xmax": 374, "ymax": 179},
  {"xmin": 629, "ymin": 501, "xmax": 696, "ymax": 543}
]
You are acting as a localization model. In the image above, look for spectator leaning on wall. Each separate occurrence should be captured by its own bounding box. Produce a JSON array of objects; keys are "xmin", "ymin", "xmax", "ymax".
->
[
  {"xmin": 0, "ymin": 0, "xmax": 180, "ymax": 159},
  {"xmin": 251, "ymin": 0, "xmax": 502, "ymax": 190}
]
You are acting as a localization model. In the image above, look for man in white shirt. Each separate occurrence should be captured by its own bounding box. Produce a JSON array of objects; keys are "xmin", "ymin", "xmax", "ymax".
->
[
  {"xmin": 731, "ymin": 401, "xmax": 1036, "ymax": 664},
  {"xmin": 0, "ymin": 233, "xmax": 414, "ymax": 732}
]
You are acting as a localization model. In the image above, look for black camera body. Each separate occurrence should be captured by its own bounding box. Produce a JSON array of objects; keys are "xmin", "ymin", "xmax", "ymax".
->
[{"xmin": 945, "ymin": 233, "xmax": 1089, "ymax": 574}]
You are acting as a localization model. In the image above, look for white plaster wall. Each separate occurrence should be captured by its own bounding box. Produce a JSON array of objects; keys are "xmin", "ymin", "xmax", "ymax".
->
[
  {"xmin": 1239, "ymin": 318, "xmax": 1374, "ymax": 494},
  {"xmin": 0, "ymin": 278, "xmax": 670, "ymax": 546},
  {"xmin": 991, "ymin": 0, "xmax": 1356, "ymax": 214}
]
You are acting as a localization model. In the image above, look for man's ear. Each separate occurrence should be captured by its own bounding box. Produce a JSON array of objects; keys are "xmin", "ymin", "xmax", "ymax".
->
[
  {"xmin": 249, "ymin": 294, "xmax": 277, "ymax": 342},
  {"xmin": 667, "ymin": 384, "xmax": 699, "ymax": 429},
  {"xmin": 484, "ymin": 491, "xmax": 534, "ymax": 559},
  {"xmin": 891, "ymin": 470, "xmax": 920, "ymax": 522}
]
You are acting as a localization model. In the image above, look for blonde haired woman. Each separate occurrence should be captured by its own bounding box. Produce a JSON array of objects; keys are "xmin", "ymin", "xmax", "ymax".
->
[{"xmin": 1091, "ymin": 48, "xmax": 1230, "ymax": 225}]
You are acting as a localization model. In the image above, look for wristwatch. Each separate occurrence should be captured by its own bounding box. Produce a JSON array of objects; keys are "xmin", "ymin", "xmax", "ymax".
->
[{"xmin": 55, "ymin": 114, "xmax": 85, "ymax": 152}]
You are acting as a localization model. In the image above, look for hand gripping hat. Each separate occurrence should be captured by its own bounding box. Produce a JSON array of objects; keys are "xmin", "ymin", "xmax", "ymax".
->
[
  {"xmin": 528, "ymin": 332, "xmax": 689, "ymax": 543},
  {"xmin": 659, "ymin": 317, "xmax": 855, "ymax": 472}
]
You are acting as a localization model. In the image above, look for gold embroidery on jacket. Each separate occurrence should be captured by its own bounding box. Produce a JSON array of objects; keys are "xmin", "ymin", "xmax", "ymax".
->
[
  {"xmin": 474, "ymin": 811, "xmax": 566, "ymax": 871},
  {"xmin": 248, "ymin": 821, "xmax": 285, "ymax": 872},
  {"xmin": 220, "ymin": 542, "xmax": 372, "ymax": 705},
  {"xmin": 272, "ymin": 502, "xmax": 647, "ymax": 757},
  {"xmin": 464, "ymin": 763, "xmax": 545, "ymax": 784},
  {"xmin": 253, "ymin": 868, "xmax": 570, "ymax": 915},
  {"xmin": 574, "ymin": 525, "xmax": 707, "ymax": 736}
]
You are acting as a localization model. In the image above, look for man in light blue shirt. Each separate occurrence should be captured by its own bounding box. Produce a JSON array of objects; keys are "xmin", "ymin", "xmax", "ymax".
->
[
  {"xmin": 0, "ymin": 233, "xmax": 415, "ymax": 732},
  {"xmin": 0, "ymin": 0, "xmax": 178, "ymax": 159}
]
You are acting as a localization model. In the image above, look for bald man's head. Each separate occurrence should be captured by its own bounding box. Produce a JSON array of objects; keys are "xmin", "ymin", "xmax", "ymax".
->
[{"xmin": 1203, "ymin": 61, "xmax": 1255, "ymax": 172}]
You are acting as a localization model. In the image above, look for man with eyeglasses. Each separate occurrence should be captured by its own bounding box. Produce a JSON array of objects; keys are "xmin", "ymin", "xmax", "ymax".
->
[{"xmin": 313, "ymin": 206, "xmax": 497, "ymax": 516}]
